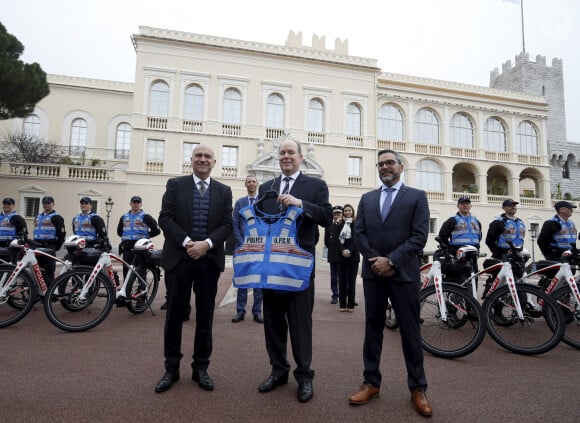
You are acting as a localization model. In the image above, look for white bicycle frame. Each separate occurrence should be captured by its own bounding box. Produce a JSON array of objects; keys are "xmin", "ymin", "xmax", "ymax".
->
[
  {"xmin": 420, "ymin": 261, "xmax": 451, "ymax": 321},
  {"xmin": 70, "ymin": 250, "xmax": 148, "ymax": 303},
  {"xmin": 523, "ymin": 260, "xmax": 580, "ymax": 314},
  {"xmin": 0, "ymin": 244, "xmax": 71, "ymax": 300}
]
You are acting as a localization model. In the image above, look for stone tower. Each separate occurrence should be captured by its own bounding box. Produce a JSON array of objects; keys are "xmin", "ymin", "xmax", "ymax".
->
[{"xmin": 490, "ymin": 52, "xmax": 580, "ymax": 200}]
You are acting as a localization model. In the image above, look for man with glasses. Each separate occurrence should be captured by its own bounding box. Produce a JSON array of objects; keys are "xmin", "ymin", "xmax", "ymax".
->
[
  {"xmin": 349, "ymin": 149, "xmax": 432, "ymax": 417},
  {"xmin": 538, "ymin": 200, "xmax": 577, "ymax": 260}
]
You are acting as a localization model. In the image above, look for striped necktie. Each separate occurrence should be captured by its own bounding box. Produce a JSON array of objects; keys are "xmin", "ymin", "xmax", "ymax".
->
[{"xmin": 282, "ymin": 177, "xmax": 291, "ymax": 195}]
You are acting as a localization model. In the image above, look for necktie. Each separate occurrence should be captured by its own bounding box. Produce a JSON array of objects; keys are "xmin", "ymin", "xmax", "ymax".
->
[
  {"xmin": 381, "ymin": 187, "xmax": 395, "ymax": 221},
  {"xmin": 198, "ymin": 180, "xmax": 207, "ymax": 196},
  {"xmin": 282, "ymin": 177, "xmax": 292, "ymax": 195},
  {"xmin": 249, "ymin": 197, "xmax": 255, "ymax": 205}
]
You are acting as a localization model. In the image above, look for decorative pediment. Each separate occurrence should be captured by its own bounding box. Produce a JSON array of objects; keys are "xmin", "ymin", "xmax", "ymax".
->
[
  {"xmin": 78, "ymin": 188, "xmax": 103, "ymax": 198},
  {"xmin": 18, "ymin": 185, "xmax": 46, "ymax": 194}
]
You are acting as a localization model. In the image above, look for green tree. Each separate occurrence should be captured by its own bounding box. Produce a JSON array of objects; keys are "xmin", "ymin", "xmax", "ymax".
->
[{"xmin": 0, "ymin": 22, "xmax": 49, "ymax": 120}]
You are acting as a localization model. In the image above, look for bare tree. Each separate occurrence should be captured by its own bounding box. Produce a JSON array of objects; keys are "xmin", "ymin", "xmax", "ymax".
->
[{"xmin": 0, "ymin": 131, "xmax": 65, "ymax": 163}]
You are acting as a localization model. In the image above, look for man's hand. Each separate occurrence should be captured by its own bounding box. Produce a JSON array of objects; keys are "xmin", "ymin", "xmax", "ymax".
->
[
  {"xmin": 277, "ymin": 194, "xmax": 302, "ymax": 208},
  {"xmin": 369, "ymin": 256, "xmax": 395, "ymax": 277},
  {"xmin": 186, "ymin": 240, "xmax": 209, "ymax": 260}
]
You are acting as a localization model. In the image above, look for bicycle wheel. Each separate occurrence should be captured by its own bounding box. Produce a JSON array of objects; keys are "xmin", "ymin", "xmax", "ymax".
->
[
  {"xmin": 484, "ymin": 284, "xmax": 565, "ymax": 355},
  {"xmin": 419, "ymin": 284, "xmax": 486, "ymax": 359},
  {"xmin": 385, "ymin": 300, "xmax": 398, "ymax": 330},
  {"xmin": 0, "ymin": 265, "xmax": 38, "ymax": 328},
  {"xmin": 44, "ymin": 268, "xmax": 115, "ymax": 332},
  {"xmin": 552, "ymin": 285, "xmax": 580, "ymax": 349},
  {"xmin": 126, "ymin": 265, "xmax": 159, "ymax": 314}
]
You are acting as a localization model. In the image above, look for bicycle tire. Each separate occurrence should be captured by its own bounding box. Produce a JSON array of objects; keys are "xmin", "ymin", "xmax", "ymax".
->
[
  {"xmin": 126, "ymin": 264, "xmax": 160, "ymax": 314},
  {"xmin": 44, "ymin": 268, "xmax": 115, "ymax": 332},
  {"xmin": 0, "ymin": 265, "xmax": 38, "ymax": 328},
  {"xmin": 552, "ymin": 285, "xmax": 580, "ymax": 350},
  {"xmin": 484, "ymin": 284, "xmax": 565, "ymax": 355},
  {"xmin": 385, "ymin": 301, "xmax": 398, "ymax": 330},
  {"xmin": 419, "ymin": 284, "xmax": 486, "ymax": 359}
]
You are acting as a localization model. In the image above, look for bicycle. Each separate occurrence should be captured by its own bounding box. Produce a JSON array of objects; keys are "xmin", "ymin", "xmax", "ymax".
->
[
  {"xmin": 466, "ymin": 243, "xmax": 566, "ymax": 355},
  {"xmin": 43, "ymin": 237, "xmax": 161, "ymax": 332},
  {"xmin": 0, "ymin": 239, "xmax": 71, "ymax": 328},
  {"xmin": 417, "ymin": 240, "xmax": 486, "ymax": 358},
  {"xmin": 522, "ymin": 246, "xmax": 580, "ymax": 350}
]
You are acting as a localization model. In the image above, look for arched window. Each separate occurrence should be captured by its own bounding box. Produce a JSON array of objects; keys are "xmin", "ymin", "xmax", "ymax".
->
[
  {"xmin": 484, "ymin": 117, "xmax": 506, "ymax": 152},
  {"xmin": 184, "ymin": 84, "xmax": 204, "ymax": 121},
  {"xmin": 23, "ymin": 114, "xmax": 40, "ymax": 138},
  {"xmin": 149, "ymin": 81, "xmax": 169, "ymax": 117},
  {"xmin": 266, "ymin": 93, "xmax": 284, "ymax": 128},
  {"xmin": 517, "ymin": 121, "xmax": 538, "ymax": 155},
  {"xmin": 414, "ymin": 108, "xmax": 439, "ymax": 145},
  {"xmin": 308, "ymin": 98, "xmax": 324, "ymax": 132},
  {"xmin": 346, "ymin": 102, "xmax": 362, "ymax": 136},
  {"xmin": 449, "ymin": 113, "xmax": 474, "ymax": 148},
  {"xmin": 416, "ymin": 160, "xmax": 442, "ymax": 191},
  {"xmin": 223, "ymin": 88, "xmax": 242, "ymax": 124},
  {"xmin": 377, "ymin": 104, "xmax": 403, "ymax": 141},
  {"xmin": 70, "ymin": 118, "xmax": 87, "ymax": 155},
  {"xmin": 115, "ymin": 123, "xmax": 131, "ymax": 159}
]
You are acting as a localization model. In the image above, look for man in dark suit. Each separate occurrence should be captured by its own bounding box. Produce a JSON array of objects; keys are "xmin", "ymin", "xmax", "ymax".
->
[
  {"xmin": 231, "ymin": 175, "xmax": 263, "ymax": 323},
  {"xmin": 154, "ymin": 144, "xmax": 233, "ymax": 394},
  {"xmin": 257, "ymin": 139, "xmax": 332, "ymax": 403},
  {"xmin": 349, "ymin": 149, "xmax": 433, "ymax": 417}
]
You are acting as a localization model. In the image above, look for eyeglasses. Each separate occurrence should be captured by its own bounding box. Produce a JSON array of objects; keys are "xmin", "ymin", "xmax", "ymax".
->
[{"xmin": 376, "ymin": 160, "xmax": 398, "ymax": 168}]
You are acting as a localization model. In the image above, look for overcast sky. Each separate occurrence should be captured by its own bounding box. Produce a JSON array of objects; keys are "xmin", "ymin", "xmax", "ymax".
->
[{"xmin": 4, "ymin": 0, "xmax": 579, "ymax": 141}]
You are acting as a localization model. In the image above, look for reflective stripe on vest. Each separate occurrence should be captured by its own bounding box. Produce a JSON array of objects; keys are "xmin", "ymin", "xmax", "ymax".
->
[
  {"xmin": 549, "ymin": 216, "xmax": 577, "ymax": 250},
  {"xmin": 0, "ymin": 211, "xmax": 17, "ymax": 241},
  {"xmin": 496, "ymin": 217, "xmax": 526, "ymax": 249},
  {"xmin": 73, "ymin": 213, "xmax": 97, "ymax": 240},
  {"xmin": 121, "ymin": 211, "xmax": 149, "ymax": 241},
  {"xmin": 450, "ymin": 214, "xmax": 480, "ymax": 246},
  {"xmin": 232, "ymin": 205, "xmax": 314, "ymax": 291},
  {"xmin": 33, "ymin": 212, "xmax": 59, "ymax": 240}
]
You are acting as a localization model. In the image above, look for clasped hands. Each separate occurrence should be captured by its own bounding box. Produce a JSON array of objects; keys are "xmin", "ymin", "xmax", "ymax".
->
[
  {"xmin": 369, "ymin": 256, "xmax": 395, "ymax": 277},
  {"xmin": 186, "ymin": 240, "xmax": 209, "ymax": 260}
]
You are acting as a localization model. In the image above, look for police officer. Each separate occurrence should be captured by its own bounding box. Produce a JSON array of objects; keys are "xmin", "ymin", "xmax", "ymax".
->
[
  {"xmin": 538, "ymin": 200, "xmax": 577, "ymax": 261},
  {"xmin": 33, "ymin": 196, "xmax": 66, "ymax": 284},
  {"xmin": 116, "ymin": 195, "xmax": 160, "ymax": 278},
  {"xmin": 72, "ymin": 197, "xmax": 108, "ymax": 248},
  {"xmin": 0, "ymin": 197, "xmax": 28, "ymax": 263},
  {"xmin": 485, "ymin": 199, "xmax": 526, "ymax": 259}
]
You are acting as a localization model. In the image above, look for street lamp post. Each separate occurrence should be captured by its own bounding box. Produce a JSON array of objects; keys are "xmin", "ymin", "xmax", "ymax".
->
[
  {"xmin": 529, "ymin": 222, "xmax": 539, "ymax": 272},
  {"xmin": 105, "ymin": 196, "xmax": 114, "ymax": 233}
]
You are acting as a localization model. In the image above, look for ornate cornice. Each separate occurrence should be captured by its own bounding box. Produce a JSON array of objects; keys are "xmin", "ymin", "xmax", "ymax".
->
[
  {"xmin": 47, "ymin": 74, "xmax": 134, "ymax": 93},
  {"xmin": 137, "ymin": 26, "xmax": 379, "ymax": 70}
]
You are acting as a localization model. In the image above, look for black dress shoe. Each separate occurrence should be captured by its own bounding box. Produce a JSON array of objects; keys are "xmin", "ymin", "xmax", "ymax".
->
[
  {"xmin": 160, "ymin": 302, "xmax": 167, "ymax": 310},
  {"xmin": 192, "ymin": 369, "xmax": 214, "ymax": 391},
  {"xmin": 231, "ymin": 313, "xmax": 244, "ymax": 323},
  {"xmin": 298, "ymin": 381, "xmax": 313, "ymax": 403},
  {"xmin": 253, "ymin": 313, "xmax": 264, "ymax": 323},
  {"xmin": 258, "ymin": 373, "xmax": 289, "ymax": 393},
  {"xmin": 155, "ymin": 370, "xmax": 179, "ymax": 393}
]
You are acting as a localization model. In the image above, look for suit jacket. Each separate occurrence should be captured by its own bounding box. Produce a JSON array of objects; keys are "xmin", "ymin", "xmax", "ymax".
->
[
  {"xmin": 233, "ymin": 196, "xmax": 252, "ymax": 248},
  {"xmin": 159, "ymin": 175, "xmax": 233, "ymax": 272},
  {"xmin": 258, "ymin": 173, "xmax": 332, "ymax": 253},
  {"xmin": 355, "ymin": 183, "xmax": 429, "ymax": 282}
]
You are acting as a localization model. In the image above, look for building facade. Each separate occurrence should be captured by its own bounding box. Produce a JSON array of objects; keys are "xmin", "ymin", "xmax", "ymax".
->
[{"xmin": 0, "ymin": 27, "xmax": 571, "ymax": 256}]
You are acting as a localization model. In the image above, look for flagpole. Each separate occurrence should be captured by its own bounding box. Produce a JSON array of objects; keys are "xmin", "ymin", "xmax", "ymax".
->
[{"xmin": 520, "ymin": 0, "xmax": 526, "ymax": 53}]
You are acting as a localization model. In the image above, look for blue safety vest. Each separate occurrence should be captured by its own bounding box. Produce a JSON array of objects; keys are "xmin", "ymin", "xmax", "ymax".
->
[
  {"xmin": 72, "ymin": 213, "xmax": 97, "ymax": 241},
  {"xmin": 496, "ymin": 216, "xmax": 526, "ymax": 249},
  {"xmin": 0, "ymin": 211, "xmax": 17, "ymax": 241},
  {"xmin": 121, "ymin": 210, "xmax": 149, "ymax": 241},
  {"xmin": 233, "ymin": 205, "xmax": 314, "ymax": 291},
  {"xmin": 33, "ymin": 212, "xmax": 60, "ymax": 240},
  {"xmin": 450, "ymin": 214, "xmax": 480, "ymax": 246},
  {"xmin": 549, "ymin": 216, "xmax": 577, "ymax": 250}
]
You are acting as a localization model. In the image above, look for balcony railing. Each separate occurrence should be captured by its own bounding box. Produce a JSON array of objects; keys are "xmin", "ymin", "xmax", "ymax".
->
[
  {"xmin": 415, "ymin": 144, "xmax": 442, "ymax": 155},
  {"xmin": 452, "ymin": 192, "xmax": 480, "ymax": 203},
  {"xmin": 485, "ymin": 151, "xmax": 510, "ymax": 162},
  {"xmin": 519, "ymin": 197, "xmax": 544, "ymax": 207},
  {"xmin": 147, "ymin": 117, "xmax": 167, "ymax": 130},
  {"xmin": 348, "ymin": 175, "xmax": 362, "ymax": 186},
  {"xmin": 222, "ymin": 124, "xmax": 241, "ymax": 136},
  {"xmin": 114, "ymin": 149, "xmax": 130, "ymax": 160},
  {"xmin": 182, "ymin": 163, "xmax": 192, "ymax": 175},
  {"xmin": 450, "ymin": 147, "xmax": 477, "ymax": 159},
  {"xmin": 346, "ymin": 136, "xmax": 363, "ymax": 147},
  {"xmin": 68, "ymin": 166, "xmax": 114, "ymax": 181},
  {"xmin": 145, "ymin": 161, "xmax": 164, "ymax": 173},
  {"xmin": 426, "ymin": 191, "xmax": 444, "ymax": 201},
  {"xmin": 8, "ymin": 162, "xmax": 116, "ymax": 181},
  {"xmin": 183, "ymin": 120, "xmax": 203, "ymax": 133},
  {"xmin": 307, "ymin": 132, "xmax": 325, "ymax": 144},
  {"xmin": 518, "ymin": 154, "xmax": 542, "ymax": 165},
  {"xmin": 266, "ymin": 128, "xmax": 285, "ymax": 140},
  {"xmin": 221, "ymin": 166, "xmax": 237, "ymax": 178},
  {"xmin": 377, "ymin": 139, "xmax": 406, "ymax": 152}
]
